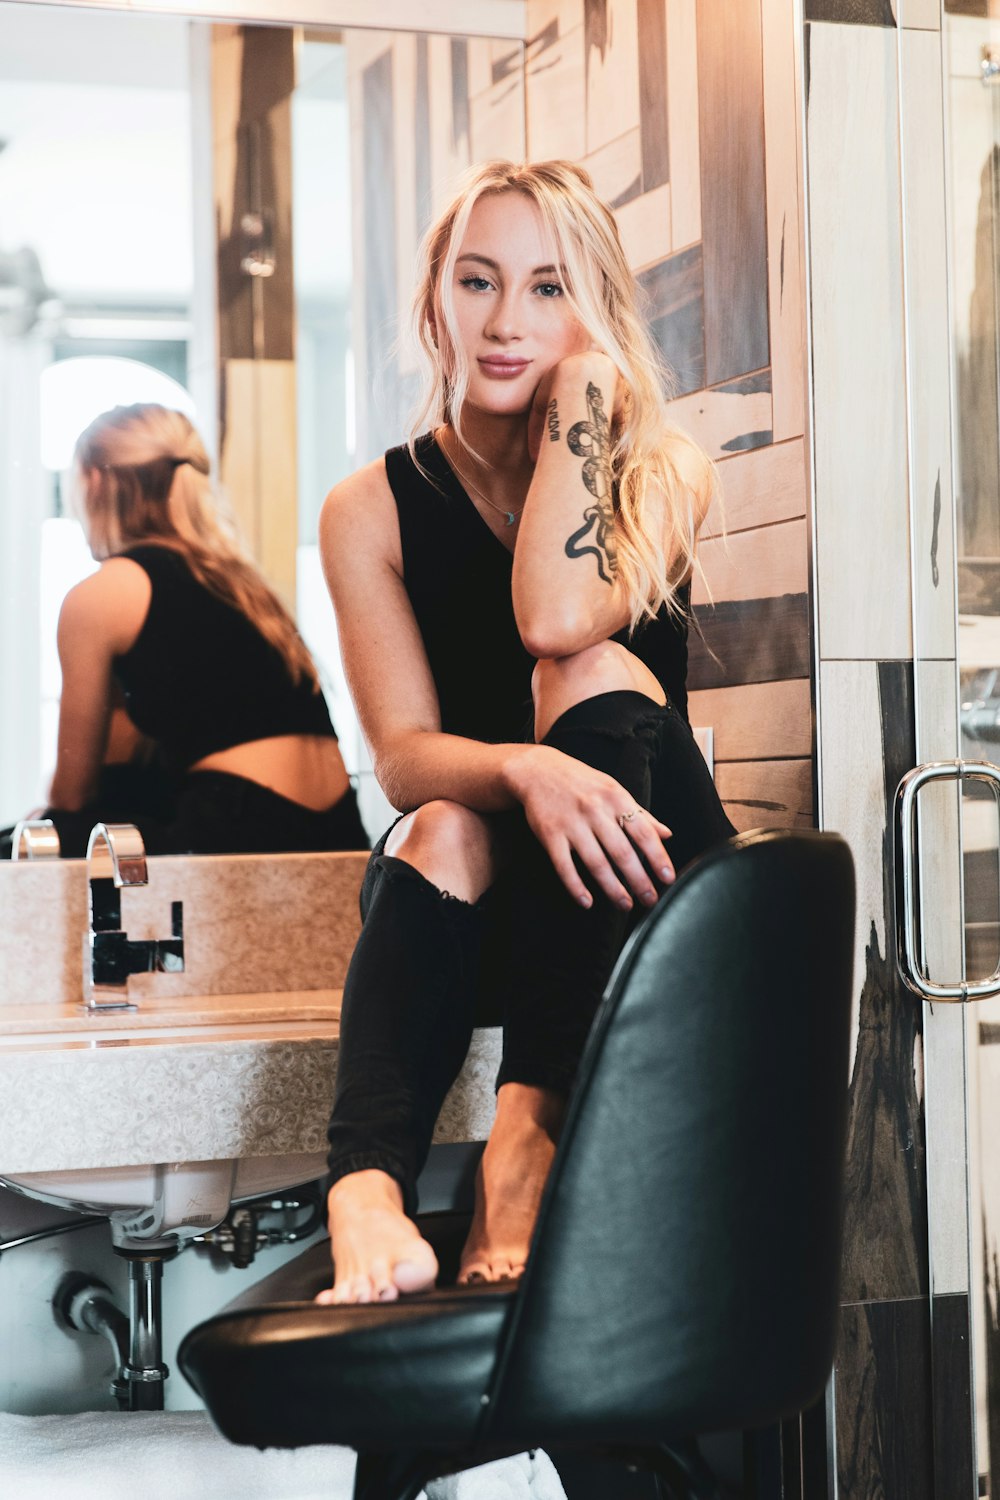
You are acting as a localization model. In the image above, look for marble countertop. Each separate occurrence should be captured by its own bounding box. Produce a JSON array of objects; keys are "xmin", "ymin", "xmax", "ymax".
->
[{"xmin": 0, "ymin": 990, "xmax": 500, "ymax": 1177}]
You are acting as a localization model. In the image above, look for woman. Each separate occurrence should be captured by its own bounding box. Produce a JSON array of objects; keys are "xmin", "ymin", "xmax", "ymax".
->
[
  {"xmin": 317, "ymin": 160, "xmax": 735, "ymax": 1305},
  {"xmin": 44, "ymin": 402, "xmax": 366, "ymax": 856}
]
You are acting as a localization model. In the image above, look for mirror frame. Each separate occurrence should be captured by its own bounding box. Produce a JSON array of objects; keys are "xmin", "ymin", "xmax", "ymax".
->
[{"xmin": 8, "ymin": 0, "xmax": 526, "ymax": 39}]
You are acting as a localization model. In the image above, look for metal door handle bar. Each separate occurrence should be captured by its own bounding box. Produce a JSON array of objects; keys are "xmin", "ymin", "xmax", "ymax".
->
[{"xmin": 896, "ymin": 760, "xmax": 1000, "ymax": 1002}]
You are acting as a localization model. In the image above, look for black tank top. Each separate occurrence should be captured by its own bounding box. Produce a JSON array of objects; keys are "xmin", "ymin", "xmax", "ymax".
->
[
  {"xmin": 384, "ymin": 435, "xmax": 690, "ymax": 743},
  {"xmin": 112, "ymin": 544, "xmax": 335, "ymax": 771}
]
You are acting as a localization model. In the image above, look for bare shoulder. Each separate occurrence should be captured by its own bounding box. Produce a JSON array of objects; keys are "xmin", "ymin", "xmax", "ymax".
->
[
  {"xmin": 59, "ymin": 557, "xmax": 151, "ymax": 655},
  {"xmin": 320, "ymin": 457, "xmax": 400, "ymax": 570}
]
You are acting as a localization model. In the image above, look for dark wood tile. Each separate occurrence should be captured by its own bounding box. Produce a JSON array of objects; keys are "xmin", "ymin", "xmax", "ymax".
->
[
  {"xmin": 216, "ymin": 28, "xmax": 295, "ymax": 363},
  {"xmin": 695, "ymin": 0, "xmax": 769, "ymax": 385},
  {"xmin": 840, "ymin": 661, "xmax": 928, "ymax": 1303},
  {"xmin": 638, "ymin": 0, "xmax": 669, "ymax": 191},
  {"xmin": 640, "ymin": 246, "xmax": 705, "ymax": 396},
  {"xmin": 835, "ymin": 1299, "xmax": 933, "ymax": 1500},
  {"xmin": 688, "ymin": 594, "xmax": 811, "ymax": 690},
  {"xmin": 931, "ymin": 1294, "xmax": 976, "ymax": 1500},
  {"xmin": 806, "ymin": 0, "xmax": 897, "ymax": 20}
]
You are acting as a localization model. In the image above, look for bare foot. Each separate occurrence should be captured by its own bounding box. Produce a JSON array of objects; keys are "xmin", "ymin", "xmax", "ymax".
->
[
  {"xmin": 457, "ymin": 1084, "xmax": 566, "ymax": 1285},
  {"xmin": 315, "ymin": 1170, "xmax": 438, "ymax": 1305}
]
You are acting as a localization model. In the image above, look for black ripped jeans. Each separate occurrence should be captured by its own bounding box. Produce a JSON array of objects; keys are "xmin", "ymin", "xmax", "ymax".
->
[{"xmin": 325, "ymin": 690, "xmax": 736, "ymax": 1214}]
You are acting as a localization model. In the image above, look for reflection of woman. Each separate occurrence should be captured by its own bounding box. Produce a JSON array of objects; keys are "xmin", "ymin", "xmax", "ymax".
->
[
  {"xmin": 43, "ymin": 402, "xmax": 366, "ymax": 856},
  {"xmin": 316, "ymin": 161, "xmax": 735, "ymax": 1305}
]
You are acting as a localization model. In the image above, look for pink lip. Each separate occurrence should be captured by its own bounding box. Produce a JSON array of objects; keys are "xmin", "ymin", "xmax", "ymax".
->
[{"xmin": 478, "ymin": 357, "xmax": 531, "ymax": 380}]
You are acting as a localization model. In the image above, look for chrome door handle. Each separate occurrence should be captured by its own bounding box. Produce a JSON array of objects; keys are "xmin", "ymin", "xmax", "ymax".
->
[{"xmin": 895, "ymin": 760, "xmax": 1000, "ymax": 1002}]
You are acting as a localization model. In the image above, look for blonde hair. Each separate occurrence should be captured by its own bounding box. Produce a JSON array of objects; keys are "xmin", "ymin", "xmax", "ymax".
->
[
  {"xmin": 73, "ymin": 403, "xmax": 318, "ymax": 689},
  {"xmin": 408, "ymin": 159, "xmax": 717, "ymax": 630}
]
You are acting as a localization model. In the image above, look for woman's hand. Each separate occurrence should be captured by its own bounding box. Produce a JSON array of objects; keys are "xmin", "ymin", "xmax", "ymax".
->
[{"xmin": 503, "ymin": 743, "xmax": 674, "ymax": 910}]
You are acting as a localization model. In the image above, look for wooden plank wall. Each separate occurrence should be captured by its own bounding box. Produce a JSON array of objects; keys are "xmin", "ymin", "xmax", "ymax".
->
[
  {"xmin": 345, "ymin": 29, "xmax": 526, "ymax": 465},
  {"xmin": 525, "ymin": 0, "xmax": 812, "ymax": 834}
]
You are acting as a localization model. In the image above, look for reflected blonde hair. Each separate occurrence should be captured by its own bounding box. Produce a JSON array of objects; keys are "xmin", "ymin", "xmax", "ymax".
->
[
  {"xmin": 73, "ymin": 403, "xmax": 317, "ymax": 689},
  {"xmin": 409, "ymin": 159, "xmax": 717, "ymax": 630}
]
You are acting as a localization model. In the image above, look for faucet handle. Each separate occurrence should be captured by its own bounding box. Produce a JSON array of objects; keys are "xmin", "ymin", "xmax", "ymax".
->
[
  {"xmin": 11, "ymin": 819, "xmax": 61, "ymax": 860},
  {"xmin": 86, "ymin": 823, "xmax": 148, "ymax": 888}
]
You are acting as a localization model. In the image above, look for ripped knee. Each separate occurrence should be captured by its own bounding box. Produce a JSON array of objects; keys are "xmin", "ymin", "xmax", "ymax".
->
[
  {"xmin": 531, "ymin": 642, "xmax": 665, "ymax": 743},
  {"xmin": 385, "ymin": 801, "xmax": 496, "ymax": 902}
]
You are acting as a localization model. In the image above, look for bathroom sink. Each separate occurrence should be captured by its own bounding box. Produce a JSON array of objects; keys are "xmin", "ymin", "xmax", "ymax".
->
[
  {"xmin": 0, "ymin": 1150, "xmax": 329, "ymax": 1251},
  {"xmin": 0, "ymin": 990, "xmax": 501, "ymax": 1250}
]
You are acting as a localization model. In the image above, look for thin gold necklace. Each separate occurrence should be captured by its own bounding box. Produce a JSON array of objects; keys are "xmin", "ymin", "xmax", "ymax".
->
[{"xmin": 439, "ymin": 432, "xmax": 525, "ymax": 528}]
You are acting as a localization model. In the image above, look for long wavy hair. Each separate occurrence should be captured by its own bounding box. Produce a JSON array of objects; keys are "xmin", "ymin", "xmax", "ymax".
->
[
  {"xmin": 408, "ymin": 159, "xmax": 718, "ymax": 630},
  {"xmin": 73, "ymin": 403, "xmax": 318, "ymax": 689}
]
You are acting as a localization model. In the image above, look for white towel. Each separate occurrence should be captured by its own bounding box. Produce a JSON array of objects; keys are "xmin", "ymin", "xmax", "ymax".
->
[{"xmin": 0, "ymin": 1412, "xmax": 567, "ymax": 1500}]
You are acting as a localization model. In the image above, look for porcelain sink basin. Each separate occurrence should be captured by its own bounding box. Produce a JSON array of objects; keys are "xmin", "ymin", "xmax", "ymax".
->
[{"xmin": 0, "ymin": 1150, "xmax": 329, "ymax": 1250}]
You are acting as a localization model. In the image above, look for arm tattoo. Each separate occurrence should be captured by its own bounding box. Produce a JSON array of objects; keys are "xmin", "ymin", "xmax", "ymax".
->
[
  {"xmin": 546, "ymin": 398, "xmax": 560, "ymax": 442},
  {"xmin": 564, "ymin": 381, "xmax": 618, "ymax": 585}
]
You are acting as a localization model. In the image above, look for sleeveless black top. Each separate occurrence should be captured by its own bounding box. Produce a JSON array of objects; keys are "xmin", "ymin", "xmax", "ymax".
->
[
  {"xmin": 384, "ymin": 435, "xmax": 690, "ymax": 743},
  {"xmin": 112, "ymin": 545, "xmax": 335, "ymax": 772}
]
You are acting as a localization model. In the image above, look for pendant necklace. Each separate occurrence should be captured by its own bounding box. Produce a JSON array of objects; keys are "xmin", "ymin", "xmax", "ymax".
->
[{"xmin": 440, "ymin": 435, "xmax": 525, "ymax": 528}]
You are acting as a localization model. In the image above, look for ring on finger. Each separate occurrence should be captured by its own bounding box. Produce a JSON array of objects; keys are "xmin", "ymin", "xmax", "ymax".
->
[{"xmin": 618, "ymin": 808, "xmax": 639, "ymax": 832}]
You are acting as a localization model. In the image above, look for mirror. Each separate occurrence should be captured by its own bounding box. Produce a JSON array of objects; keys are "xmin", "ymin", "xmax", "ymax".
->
[{"xmin": 0, "ymin": 2, "xmax": 525, "ymax": 852}]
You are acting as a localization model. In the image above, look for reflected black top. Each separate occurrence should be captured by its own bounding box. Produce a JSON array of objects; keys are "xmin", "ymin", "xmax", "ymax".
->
[
  {"xmin": 384, "ymin": 434, "xmax": 691, "ymax": 744},
  {"xmin": 112, "ymin": 544, "xmax": 335, "ymax": 772}
]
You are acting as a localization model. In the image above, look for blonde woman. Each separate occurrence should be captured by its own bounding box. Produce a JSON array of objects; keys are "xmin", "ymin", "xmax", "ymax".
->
[
  {"xmin": 45, "ymin": 402, "xmax": 366, "ymax": 855},
  {"xmin": 318, "ymin": 160, "xmax": 735, "ymax": 1304}
]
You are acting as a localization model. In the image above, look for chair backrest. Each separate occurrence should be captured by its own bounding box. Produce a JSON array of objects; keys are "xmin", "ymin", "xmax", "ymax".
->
[{"xmin": 484, "ymin": 829, "xmax": 855, "ymax": 1449}]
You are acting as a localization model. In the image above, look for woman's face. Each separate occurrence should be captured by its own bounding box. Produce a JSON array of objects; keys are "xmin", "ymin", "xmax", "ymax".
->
[{"xmin": 442, "ymin": 190, "xmax": 591, "ymax": 417}]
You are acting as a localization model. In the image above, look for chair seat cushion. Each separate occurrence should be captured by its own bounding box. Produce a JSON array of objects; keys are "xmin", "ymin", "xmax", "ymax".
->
[{"xmin": 179, "ymin": 1223, "xmax": 516, "ymax": 1454}]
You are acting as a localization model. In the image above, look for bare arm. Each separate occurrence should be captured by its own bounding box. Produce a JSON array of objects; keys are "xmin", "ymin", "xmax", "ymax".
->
[
  {"xmin": 513, "ymin": 352, "xmax": 713, "ymax": 655},
  {"xmin": 47, "ymin": 560, "xmax": 151, "ymax": 811},
  {"xmin": 319, "ymin": 463, "xmax": 674, "ymax": 907}
]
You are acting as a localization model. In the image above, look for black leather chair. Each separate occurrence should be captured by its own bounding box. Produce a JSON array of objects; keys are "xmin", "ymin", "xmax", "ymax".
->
[{"xmin": 179, "ymin": 829, "xmax": 856, "ymax": 1500}]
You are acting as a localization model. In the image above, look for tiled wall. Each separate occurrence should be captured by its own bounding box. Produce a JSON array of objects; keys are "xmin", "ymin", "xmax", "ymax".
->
[
  {"xmin": 348, "ymin": 3, "xmax": 815, "ymax": 840},
  {"xmin": 523, "ymin": 0, "xmax": 813, "ymax": 835}
]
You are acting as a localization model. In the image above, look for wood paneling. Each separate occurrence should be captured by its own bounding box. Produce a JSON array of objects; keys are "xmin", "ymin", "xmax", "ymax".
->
[
  {"xmin": 582, "ymin": 127, "xmax": 643, "ymax": 207},
  {"xmin": 689, "ymin": 678, "xmax": 813, "ymax": 761},
  {"xmin": 705, "ymin": 438, "xmax": 808, "ymax": 537},
  {"xmin": 899, "ymin": 0, "xmax": 940, "ymax": 23},
  {"xmin": 666, "ymin": 0, "xmax": 702, "ymax": 249},
  {"xmin": 807, "ymin": 0, "xmax": 897, "ymax": 19},
  {"xmin": 808, "ymin": 23, "xmax": 911, "ymax": 660},
  {"xmin": 637, "ymin": 0, "xmax": 670, "ymax": 191},
  {"xmin": 696, "ymin": 0, "xmax": 769, "ymax": 385},
  {"xmin": 213, "ymin": 26, "xmax": 296, "ymax": 364},
  {"xmin": 525, "ymin": 8, "xmax": 587, "ymax": 161},
  {"xmin": 688, "ymin": 594, "xmax": 811, "ymax": 689},
  {"xmin": 667, "ymin": 378, "xmax": 772, "ymax": 458},
  {"xmin": 821, "ymin": 660, "xmax": 928, "ymax": 1302},
  {"xmin": 470, "ymin": 47, "xmax": 526, "ymax": 162},
  {"xmin": 694, "ymin": 518, "xmax": 809, "ymax": 606},
  {"xmin": 614, "ymin": 183, "xmax": 671, "ymax": 271},
  {"xmin": 835, "ymin": 1300, "xmax": 934, "ymax": 1500},
  {"xmin": 715, "ymin": 757, "xmax": 813, "ymax": 831},
  {"xmin": 762, "ymin": 0, "xmax": 806, "ymax": 442},
  {"xmin": 640, "ymin": 246, "xmax": 705, "ymax": 397},
  {"xmin": 901, "ymin": 30, "xmax": 957, "ymax": 660},
  {"xmin": 584, "ymin": 0, "xmax": 641, "ymax": 154}
]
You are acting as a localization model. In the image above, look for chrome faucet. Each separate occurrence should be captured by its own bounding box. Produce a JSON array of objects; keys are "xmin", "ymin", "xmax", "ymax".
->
[
  {"xmin": 11, "ymin": 819, "xmax": 61, "ymax": 859},
  {"xmin": 84, "ymin": 823, "xmax": 184, "ymax": 1012}
]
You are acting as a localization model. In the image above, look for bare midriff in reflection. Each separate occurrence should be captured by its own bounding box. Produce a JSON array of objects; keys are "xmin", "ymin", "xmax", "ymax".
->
[{"xmin": 7, "ymin": 402, "xmax": 368, "ymax": 859}]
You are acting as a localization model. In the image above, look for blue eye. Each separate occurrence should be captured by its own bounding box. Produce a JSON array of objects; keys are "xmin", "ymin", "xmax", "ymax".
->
[
  {"xmin": 535, "ymin": 282, "xmax": 564, "ymax": 298},
  {"xmin": 458, "ymin": 275, "xmax": 492, "ymax": 292}
]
